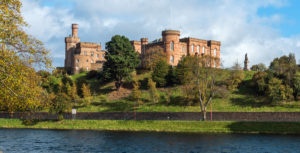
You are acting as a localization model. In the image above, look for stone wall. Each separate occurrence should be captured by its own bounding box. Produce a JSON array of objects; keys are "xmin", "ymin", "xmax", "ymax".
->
[{"xmin": 2, "ymin": 112, "xmax": 300, "ymax": 121}]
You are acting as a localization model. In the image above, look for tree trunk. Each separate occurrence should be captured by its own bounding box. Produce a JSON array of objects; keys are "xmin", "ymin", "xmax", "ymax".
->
[{"xmin": 202, "ymin": 109, "xmax": 207, "ymax": 121}]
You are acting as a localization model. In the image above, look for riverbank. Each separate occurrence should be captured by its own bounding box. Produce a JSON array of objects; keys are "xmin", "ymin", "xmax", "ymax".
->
[{"xmin": 1, "ymin": 119, "xmax": 300, "ymax": 134}]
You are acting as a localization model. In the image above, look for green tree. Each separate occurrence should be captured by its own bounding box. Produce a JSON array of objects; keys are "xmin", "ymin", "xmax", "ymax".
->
[
  {"xmin": 267, "ymin": 78, "xmax": 293, "ymax": 102},
  {"xmin": 292, "ymin": 74, "xmax": 300, "ymax": 100},
  {"xmin": 49, "ymin": 93, "xmax": 71, "ymax": 120},
  {"xmin": 269, "ymin": 53, "xmax": 297, "ymax": 86},
  {"xmin": 251, "ymin": 63, "xmax": 267, "ymax": 71},
  {"xmin": 103, "ymin": 35, "xmax": 140, "ymax": 90},
  {"xmin": 148, "ymin": 78, "xmax": 159, "ymax": 103},
  {"xmin": 176, "ymin": 55, "xmax": 219, "ymax": 120},
  {"xmin": 152, "ymin": 59, "xmax": 169, "ymax": 87},
  {"xmin": 252, "ymin": 71, "xmax": 268, "ymax": 95}
]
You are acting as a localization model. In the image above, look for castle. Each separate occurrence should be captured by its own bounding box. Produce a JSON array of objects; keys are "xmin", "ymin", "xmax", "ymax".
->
[
  {"xmin": 65, "ymin": 24, "xmax": 106, "ymax": 74},
  {"xmin": 65, "ymin": 24, "xmax": 221, "ymax": 74}
]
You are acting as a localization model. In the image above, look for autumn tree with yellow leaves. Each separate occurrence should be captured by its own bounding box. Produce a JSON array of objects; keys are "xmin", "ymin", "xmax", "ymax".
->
[{"xmin": 0, "ymin": 0, "xmax": 52, "ymax": 114}]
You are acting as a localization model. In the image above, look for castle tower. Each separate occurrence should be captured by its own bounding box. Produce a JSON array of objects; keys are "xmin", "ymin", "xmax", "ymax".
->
[
  {"xmin": 244, "ymin": 53, "xmax": 249, "ymax": 71},
  {"xmin": 65, "ymin": 23, "xmax": 80, "ymax": 74},
  {"xmin": 162, "ymin": 30, "xmax": 180, "ymax": 66}
]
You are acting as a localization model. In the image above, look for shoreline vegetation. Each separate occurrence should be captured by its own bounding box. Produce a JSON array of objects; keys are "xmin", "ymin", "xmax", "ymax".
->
[{"xmin": 1, "ymin": 119, "xmax": 300, "ymax": 134}]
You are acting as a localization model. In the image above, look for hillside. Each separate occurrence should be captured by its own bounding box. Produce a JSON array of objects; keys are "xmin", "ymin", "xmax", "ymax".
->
[{"xmin": 68, "ymin": 70, "xmax": 300, "ymax": 113}]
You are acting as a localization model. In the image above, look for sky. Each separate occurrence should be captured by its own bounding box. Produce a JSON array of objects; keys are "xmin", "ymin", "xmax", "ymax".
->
[{"xmin": 21, "ymin": 0, "xmax": 300, "ymax": 68}]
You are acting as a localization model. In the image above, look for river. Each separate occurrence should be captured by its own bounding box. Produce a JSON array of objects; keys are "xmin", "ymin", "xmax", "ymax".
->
[{"xmin": 0, "ymin": 129, "xmax": 300, "ymax": 153}]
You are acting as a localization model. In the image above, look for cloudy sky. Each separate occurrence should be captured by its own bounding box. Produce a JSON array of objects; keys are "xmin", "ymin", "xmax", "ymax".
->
[{"xmin": 22, "ymin": 0, "xmax": 300, "ymax": 68}]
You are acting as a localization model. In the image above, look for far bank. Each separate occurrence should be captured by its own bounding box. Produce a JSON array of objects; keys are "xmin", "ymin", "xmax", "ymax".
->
[{"xmin": 1, "ymin": 119, "xmax": 300, "ymax": 134}]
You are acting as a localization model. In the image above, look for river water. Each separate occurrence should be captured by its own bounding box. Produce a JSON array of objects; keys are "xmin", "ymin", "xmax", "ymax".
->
[{"xmin": 0, "ymin": 129, "xmax": 300, "ymax": 153}]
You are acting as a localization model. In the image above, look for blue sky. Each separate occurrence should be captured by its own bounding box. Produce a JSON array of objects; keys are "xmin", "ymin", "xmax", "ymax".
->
[{"xmin": 22, "ymin": 0, "xmax": 300, "ymax": 68}]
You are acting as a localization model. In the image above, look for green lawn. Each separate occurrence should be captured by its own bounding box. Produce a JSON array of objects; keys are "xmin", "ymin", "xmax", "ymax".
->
[
  {"xmin": 1, "ymin": 119, "xmax": 300, "ymax": 134},
  {"xmin": 74, "ymin": 93, "xmax": 300, "ymax": 112}
]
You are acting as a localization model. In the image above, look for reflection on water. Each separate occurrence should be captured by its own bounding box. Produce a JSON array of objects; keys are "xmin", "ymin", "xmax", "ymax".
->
[{"xmin": 0, "ymin": 129, "xmax": 300, "ymax": 153}]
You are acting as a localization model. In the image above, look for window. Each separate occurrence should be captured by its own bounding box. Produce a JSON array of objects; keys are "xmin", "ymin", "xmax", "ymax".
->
[
  {"xmin": 214, "ymin": 48, "xmax": 217, "ymax": 56},
  {"xmin": 84, "ymin": 51, "xmax": 87, "ymax": 56},
  {"xmin": 86, "ymin": 59, "xmax": 89, "ymax": 63},
  {"xmin": 170, "ymin": 41, "xmax": 174, "ymax": 51},
  {"xmin": 170, "ymin": 55, "xmax": 174, "ymax": 64},
  {"xmin": 197, "ymin": 45, "xmax": 200, "ymax": 53},
  {"xmin": 91, "ymin": 51, "xmax": 94, "ymax": 57},
  {"xmin": 192, "ymin": 45, "xmax": 194, "ymax": 53},
  {"xmin": 76, "ymin": 59, "xmax": 79, "ymax": 63},
  {"xmin": 97, "ymin": 54, "xmax": 99, "ymax": 58},
  {"xmin": 202, "ymin": 46, "xmax": 205, "ymax": 54}
]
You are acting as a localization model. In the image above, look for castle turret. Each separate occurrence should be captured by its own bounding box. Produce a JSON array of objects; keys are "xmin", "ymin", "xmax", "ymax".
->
[
  {"xmin": 141, "ymin": 38, "xmax": 148, "ymax": 45},
  {"xmin": 72, "ymin": 24, "xmax": 78, "ymax": 37},
  {"xmin": 65, "ymin": 23, "xmax": 80, "ymax": 74},
  {"xmin": 162, "ymin": 30, "xmax": 180, "ymax": 66}
]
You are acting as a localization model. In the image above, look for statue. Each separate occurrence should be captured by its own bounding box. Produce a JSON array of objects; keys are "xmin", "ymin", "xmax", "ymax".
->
[{"xmin": 244, "ymin": 53, "xmax": 249, "ymax": 71}]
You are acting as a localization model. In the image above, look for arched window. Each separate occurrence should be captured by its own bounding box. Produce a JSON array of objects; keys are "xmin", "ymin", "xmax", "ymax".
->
[
  {"xmin": 197, "ymin": 45, "xmax": 200, "ymax": 53},
  {"xmin": 202, "ymin": 46, "xmax": 205, "ymax": 54},
  {"xmin": 191, "ymin": 45, "xmax": 194, "ymax": 53},
  {"xmin": 170, "ymin": 55, "xmax": 174, "ymax": 64},
  {"xmin": 170, "ymin": 41, "xmax": 174, "ymax": 51},
  {"xmin": 214, "ymin": 48, "xmax": 217, "ymax": 56}
]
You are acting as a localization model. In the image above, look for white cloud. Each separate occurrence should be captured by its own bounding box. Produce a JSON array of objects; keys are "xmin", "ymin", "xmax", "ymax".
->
[{"xmin": 22, "ymin": 0, "xmax": 300, "ymax": 68}]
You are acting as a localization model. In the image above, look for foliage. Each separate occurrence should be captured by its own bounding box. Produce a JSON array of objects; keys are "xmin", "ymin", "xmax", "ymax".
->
[
  {"xmin": 166, "ymin": 66, "xmax": 178, "ymax": 86},
  {"xmin": 81, "ymin": 83, "xmax": 92, "ymax": 106},
  {"xmin": 0, "ymin": 0, "xmax": 51, "ymax": 68},
  {"xmin": 251, "ymin": 63, "xmax": 267, "ymax": 71},
  {"xmin": 49, "ymin": 93, "xmax": 71, "ymax": 120},
  {"xmin": 269, "ymin": 53, "xmax": 297, "ymax": 86},
  {"xmin": 148, "ymin": 78, "xmax": 159, "ymax": 103},
  {"xmin": 151, "ymin": 59, "xmax": 169, "ymax": 87},
  {"xmin": 267, "ymin": 78, "xmax": 293, "ymax": 102},
  {"xmin": 102, "ymin": 35, "xmax": 140, "ymax": 90},
  {"xmin": 141, "ymin": 46, "xmax": 167, "ymax": 70},
  {"xmin": 251, "ymin": 71, "xmax": 268, "ymax": 95},
  {"xmin": 131, "ymin": 79, "xmax": 142, "ymax": 103},
  {"xmin": 226, "ymin": 62, "xmax": 245, "ymax": 91},
  {"xmin": 292, "ymin": 74, "xmax": 300, "ymax": 100},
  {"xmin": 0, "ymin": 0, "xmax": 52, "ymax": 113},
  {"xmin": 0, "ymin": 50, "xmax": 46, "ymax": 113}
]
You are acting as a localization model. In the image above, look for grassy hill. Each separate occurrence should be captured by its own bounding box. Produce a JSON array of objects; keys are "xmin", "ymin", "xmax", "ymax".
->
[{"xmin": 68, "ymin": 70, "xmax": 300, "ymax": 113}]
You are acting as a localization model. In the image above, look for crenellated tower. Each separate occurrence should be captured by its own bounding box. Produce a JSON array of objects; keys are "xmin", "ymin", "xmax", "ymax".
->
[
  {"xmin": 65, "ymin": 24, "xmax": 80, "ymax": 73},
  {"xmin": 162, "ymin": 30, "xmax": 180, "ymax": 66}
]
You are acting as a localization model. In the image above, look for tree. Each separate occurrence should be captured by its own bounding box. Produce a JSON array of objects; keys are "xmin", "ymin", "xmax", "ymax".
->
[
  {"xmin": 103, "ymin": 35, "xmax": 140, "ymax": 90},
  {"xmin": 251, "ymin": 63, "xmax": 267, "ymax": 71},
  {"xmin": 152, "ymin": 59, "xmax": 169, "ymax": 87},
  {"xmin": 269, "ymin": 53, "xmax": 297, "ymax": 86},
  {"xmin": 49, "ymin": 93, "xmax": 71, "ymax": 120},
  {"xmin": 0, "ymin": 0, "xmax": 51, "ymax": 114},
  {"xmin": 148, "ymin": 78, "xmax": 159, "ymax": 103},
  {"xmin": 252, "ymin": 71, "xmax": 268, "ymax": 95},
  {"xmin": 267, "ymin": 78, "xmax": 293, "ymax": 102},
  {"xmin": 176, "ymin": 55, "xmax": 219, "ymax": 120},
  {"xmin": 81, "ymin": 83, "xmax": 92, "ymax": 106},
  {"xmin": 195, "ymin": 55, "xmax": 219, "ymax": 120},
  {"xmin": 141, "ymin": 46, "xmax": 167, "ymax": 70},
  {"xmin": 226, "ymin": 62, "xmax": 244, "ymax": 91}
]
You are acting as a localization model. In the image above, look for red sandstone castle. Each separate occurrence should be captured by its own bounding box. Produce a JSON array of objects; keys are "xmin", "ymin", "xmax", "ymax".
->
[{"xmin": 65, "ymin": 24, "xmax": 221, "ymax": 74}]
